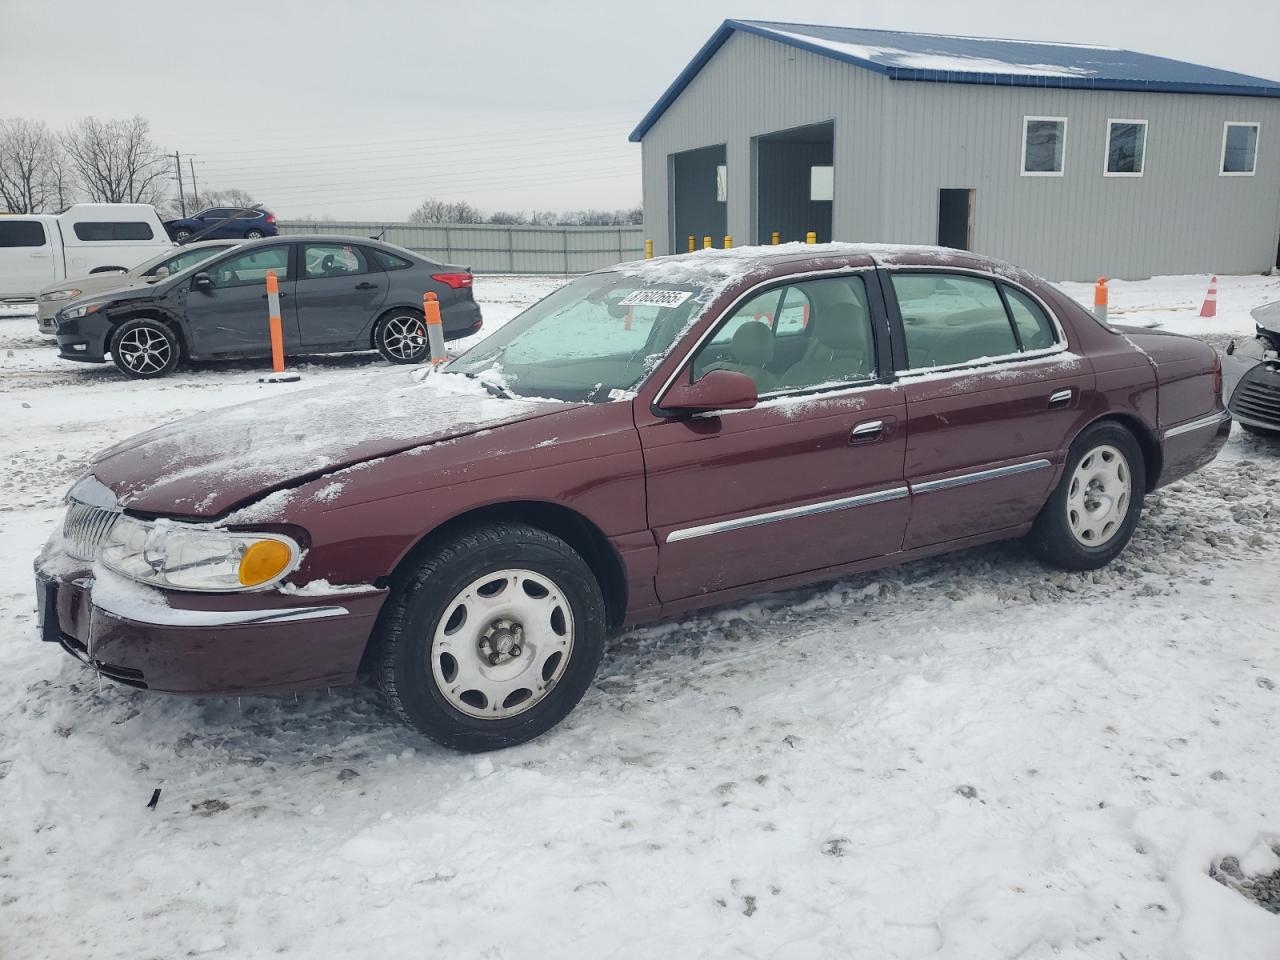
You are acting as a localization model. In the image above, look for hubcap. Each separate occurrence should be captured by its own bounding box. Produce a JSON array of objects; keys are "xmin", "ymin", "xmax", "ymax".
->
[
  {"xmin": 115, "ymin": 328, "xmax": 172, "ymax": 375},
  {"xmin": 1067, "ymin": 443, "xmax": 1131, "ymax": 547},
  {"xmin": 382, "ymin": 315, "xmax": 427, "ymax": 360},
  {"xmin": 431, "ymin": 569, "xmax": 574, "ymax": 720}
]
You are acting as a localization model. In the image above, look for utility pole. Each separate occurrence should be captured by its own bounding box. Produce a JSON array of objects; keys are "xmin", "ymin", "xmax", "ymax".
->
[
  {"xmin": 171, "ymin": 151, "xmax": 186, "ymax": 216},
  {"xmin": 188, "ymin": 157, "xmax": 199, "ymax": 210}
]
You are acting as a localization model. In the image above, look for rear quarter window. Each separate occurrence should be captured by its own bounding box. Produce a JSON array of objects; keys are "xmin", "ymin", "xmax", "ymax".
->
[
  {"xmin": 72, "ymin": 221, "xmax": 155, "ymax": 241},
  {"xmin": 0, "ymin": 220, "xmax": 47, "ymax": 247},
  {"xmin": 371, "ymin": 249, "xmax": 413, "ymax": 271}
]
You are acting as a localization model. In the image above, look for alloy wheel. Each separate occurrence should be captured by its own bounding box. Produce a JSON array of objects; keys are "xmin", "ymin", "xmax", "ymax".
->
[
  {"xmin": 114, "ymin": 327, "xmax": 173, "ymax": 376},
  {"xmin": 382, "ymin": 315, "xmax": 428, "ymax": 360},
  {"xmin": 1066, "ymin": 443, "xmax": 1131, "ymax": 546},
  {"xmin": 430, "ymin": 568, "xmax": 574, "ymax": 720}
]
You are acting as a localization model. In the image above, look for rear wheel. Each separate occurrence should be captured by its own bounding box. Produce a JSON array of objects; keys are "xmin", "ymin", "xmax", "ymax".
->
[
  {"xmin": 1026, "ymin": 421, "xmax": 1146, "ymax": 571},
  {"xmin": 376, "ymin": 523, "xmax": 607, "ymax": 752},
  {"xmin": 374, "ymin": 310, "xmax": 429, "ymax": 364},
  {"xmin": 109, "ymin": 318, "xmax": 180, "ymax": 379},
  {"xmin": 244, "ymin": 229, "xmax": 265, "ymax": 239}
]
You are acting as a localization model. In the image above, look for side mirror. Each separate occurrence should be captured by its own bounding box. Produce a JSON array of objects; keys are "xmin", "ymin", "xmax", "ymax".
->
[
  {"xmin": 661, "ymin": 369, "xmax": 758, "ymax": 414},
  {"xmin": 191, "ymin": 272, "xmax": 213, "ymax": 291}
]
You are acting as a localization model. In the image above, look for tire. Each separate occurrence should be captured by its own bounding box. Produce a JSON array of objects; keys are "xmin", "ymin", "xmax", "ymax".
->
[
  {"xmin": 1025, "ymin": 421, "xmax": 1146, "ymax": 571},
  {"xmin": 376, "ymin": 523, "xmax": 607, "ymax": 752},
  {"xmin": 109, "ymin": 318, "xmax": 181, "ymax": 379},
  {"xmin": 172, "ymin": 228, "xmax": 193, "ymax": 242},
  {"xmin": 374, "ymin": 310, "xmax": 429, "ymax": 364},
  {"xmin": 244, "ymin": 229, "xmax": 264, "ymax": 239}
]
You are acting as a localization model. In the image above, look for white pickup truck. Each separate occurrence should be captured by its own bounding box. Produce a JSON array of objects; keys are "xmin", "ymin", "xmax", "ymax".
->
[{"xmin": 0, "ymin": 204, "xmax": 173, "ymax": 302}]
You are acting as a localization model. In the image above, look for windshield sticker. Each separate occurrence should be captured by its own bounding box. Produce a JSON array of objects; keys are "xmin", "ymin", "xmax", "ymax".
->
[{"xmin": 618, "ymin": 289, "xmax": 692, "ymax": 309}]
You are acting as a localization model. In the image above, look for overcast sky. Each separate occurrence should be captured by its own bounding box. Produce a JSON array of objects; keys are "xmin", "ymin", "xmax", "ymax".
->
[{"xmin": 3, "ymin": 0, "xmax": 1278, "ymax": 220}]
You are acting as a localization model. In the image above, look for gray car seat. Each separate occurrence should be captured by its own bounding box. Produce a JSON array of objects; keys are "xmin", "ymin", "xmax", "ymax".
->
[
  {"xmin": 777, "ymin": 287, "xmax": 875, "ymax": 389},
  {"xmin": 705, "ymin": 320, "xmax": 778, "ymax": 392}
]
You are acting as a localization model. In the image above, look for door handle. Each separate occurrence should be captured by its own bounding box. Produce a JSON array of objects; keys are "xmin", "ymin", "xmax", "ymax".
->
[
  {"xmin": 260, "ymin": 292, "xmax": 289, "ymax": 299},
  {"xmin": 1048, "ymin": 388, "xmax": 1073, "ymax": 408},
  {"xmin": 850, "ymin": 419, "xmax": 885, "ymax": 443},
  {"xmin": 355, "ymin": 281, "xmax": 378, "ymax": 290}
]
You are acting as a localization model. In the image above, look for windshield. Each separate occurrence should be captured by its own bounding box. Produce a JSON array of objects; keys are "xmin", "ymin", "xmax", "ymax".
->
[{"xmin": 446, "ymin": 270, "xmax": 719, "ymax": 402}]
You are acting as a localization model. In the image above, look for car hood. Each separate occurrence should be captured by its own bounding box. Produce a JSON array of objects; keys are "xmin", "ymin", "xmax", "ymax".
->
[{"xmin": 85, "ymin": 369, "xmax": 571, "ymax": 518}]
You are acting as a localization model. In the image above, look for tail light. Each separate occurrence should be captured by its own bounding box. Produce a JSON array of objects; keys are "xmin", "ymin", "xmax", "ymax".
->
[
  {"xmin": 1212, "ymin": 349, "xmax": 1223, "ymax": 400},
  {"xmin": 265, "ymin": 213, "xmax": 276, "ymax": 225},
  {"xmin": 432, "ymin": 272, "xmax": 473, "ymax": 289}
]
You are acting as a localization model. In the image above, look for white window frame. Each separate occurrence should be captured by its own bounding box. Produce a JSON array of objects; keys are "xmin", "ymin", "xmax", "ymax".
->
[
  {"xmin": 1220, "ymin": 121, "xmax": 1260, "ymax": 177},
  {"xmin": 1103, "ymin": 118, "xmax": 1147, "ymax": 178},
  {"xmin": 1021, "ymin": 116, "xmax": 1068, "ymax": 177}
]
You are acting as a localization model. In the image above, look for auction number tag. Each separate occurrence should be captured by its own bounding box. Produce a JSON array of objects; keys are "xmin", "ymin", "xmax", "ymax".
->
[{"xmin": 618, "ymin": 289, "xmax": 692, "ymax": 309}]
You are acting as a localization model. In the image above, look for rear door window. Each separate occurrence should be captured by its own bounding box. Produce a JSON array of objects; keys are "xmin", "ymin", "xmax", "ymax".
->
[
  {"xmin": 890, "ymin": 274, "xmax": 1019, "ymax": 369},
  {"xmin": 303, "ymin": 243, "xmax": 368, "ymax": 278},
  {"xmin": 0, "ymin": 220, "xmax": 48, "ymax": 247}
]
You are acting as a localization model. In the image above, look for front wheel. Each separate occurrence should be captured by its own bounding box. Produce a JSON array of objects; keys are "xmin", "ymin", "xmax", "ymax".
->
[
  {"xmin": 1025, "ymin": 421, "xmax": 1146, "ymax": 571},
  {"xmin": 109, "ymin": 318, "xmax": 181, "ymax": 379},
  {"xmin": 172, "ymin": 228, "xmax": 193, "ymax": 242},
  {"xmin": 374, "ymin": 311, "xmax": 429, "ymax": 364},
  {"xmin": 376, "ymin": 523, "xmax": 607, "ymax": 752}
]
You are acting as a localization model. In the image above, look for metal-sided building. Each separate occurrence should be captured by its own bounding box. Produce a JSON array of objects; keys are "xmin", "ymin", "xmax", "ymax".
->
[{"xmin": 631, "ymin": 20, "xmax": 1280, "ymax": 280}]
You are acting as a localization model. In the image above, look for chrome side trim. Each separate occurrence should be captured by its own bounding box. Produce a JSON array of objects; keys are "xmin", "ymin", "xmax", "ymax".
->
[
  {"xmin": 910, "ymin": 458, "xmax": 1052, "ymax": 495},
  {"xmin": 1163, "ymin": 409, "xmax": 1231, "ymax": 439},
  {"xmin": 666, "ymin": 485, "xmax": 910, "ymax": 543},
  {"xmin": 93, "ymin": 602, "xmax": 352, "ymax": 627}
]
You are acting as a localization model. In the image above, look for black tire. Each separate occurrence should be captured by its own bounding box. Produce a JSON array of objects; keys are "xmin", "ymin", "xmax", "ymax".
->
[
  {"xmin": 376, "ymin": 523, "xmax": 607, "ymax": 752},
  {"xmin": 373, "ymin": 310, "xmax": 429, "ymax": 364},
  {"xmin": 1025, "ymin": 421, "xmax": 1146, "ymax": 571},
  {"xmin": 172, "ymin": 228, "xmax": 193, "ymax": 242},
  {"xmin": 244, "ymin": 229, "xmax": 265, "ymax": 239},
  {"xmin": 109, "ymin": 318, "xmax": 181, "ymax": 380}
]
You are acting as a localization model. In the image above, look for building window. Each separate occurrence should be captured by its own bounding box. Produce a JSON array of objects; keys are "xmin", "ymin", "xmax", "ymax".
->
[
  {"xmin": 809, "ymin": 165, "xmax": 834, "ymax": 201},
  {"xmin": 1104, "ymin": 120, "xmax": 1147, "ymax": 176},
  {"xmin": 1022, "ymin": 117, "xmax": 1067, "ymax": 176},
  {"xmin": 715, "ymin": 164, "xmax": 727, "ymax": 202},
  {"xmin": 1221, "ymin": 122, "xmax": 1260, "ymax": 176}
]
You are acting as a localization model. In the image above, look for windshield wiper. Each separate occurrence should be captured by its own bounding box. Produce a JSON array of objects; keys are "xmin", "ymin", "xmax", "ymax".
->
[{"xmin": 455, "ymin": 369, "xmax": 517, "ymax": 400}]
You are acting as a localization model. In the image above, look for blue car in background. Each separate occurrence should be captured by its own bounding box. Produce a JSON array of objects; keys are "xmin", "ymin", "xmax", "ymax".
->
[{"xmin": 164, "ymin": 206, "xmax": 278, "ymax": 243}]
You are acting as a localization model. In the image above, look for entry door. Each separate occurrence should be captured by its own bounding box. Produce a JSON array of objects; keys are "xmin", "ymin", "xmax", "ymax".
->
[
  {"xmin": 183, "ymin": 243, "xmax": 296, "ymax": 356},
  {"xmin": 0, "ymin": 219, "xmax": 56, "ymax": 296},
  {"xmin": 295, "ymin": 242, "xmax": 388, "ymax": 349},
  {"xmin": 886, "ymin": 270, "xmax": 1095, "ymax": 549},
  {"xmin": 937, "ymin": 189, "xmax": 974, "ymax": 251},
  {"xmin": 640, "ymin": 272, "xmax": 909, "ymax": 601}
]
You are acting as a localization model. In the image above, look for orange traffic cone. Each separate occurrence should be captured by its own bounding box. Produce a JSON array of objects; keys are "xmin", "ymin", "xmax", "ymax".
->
[{"xmin": 1199, "ymin": 276, "xmax": 1218, "ymax": 318}]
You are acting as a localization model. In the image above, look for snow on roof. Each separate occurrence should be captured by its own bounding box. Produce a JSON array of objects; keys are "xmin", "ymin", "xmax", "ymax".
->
[{"xmin": 630, "ymin": 20, "xmax": 1280, "ymax": 141}]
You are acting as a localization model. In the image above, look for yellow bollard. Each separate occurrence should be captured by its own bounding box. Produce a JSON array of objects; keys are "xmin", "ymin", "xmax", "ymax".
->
[
  {"xmin": 644, "ymin": 239, "xmax": 653, "ymax": 259},
  {"xmin": 805, "ymin": 231, "xmax": 817, "ymax": 244},
  {"xmin": 687, "ymin": 235, "xmax": 695, "ymax": 252},
  {"xmin": 771, "ymin": 231, "xmax": 780, "ymax": 245},
  {"xmin": 723, "ymin": 235, "xmax": 732, "ymax": 249},
  {"xmin": 703, "ymin": 236, "xmax": 712, "ymax": 249}
]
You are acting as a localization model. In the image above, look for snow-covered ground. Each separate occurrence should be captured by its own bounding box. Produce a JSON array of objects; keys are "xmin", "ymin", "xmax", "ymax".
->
[{"xmin": 1, "ymin": 273, "xmax": 1278, "ymax": 959}]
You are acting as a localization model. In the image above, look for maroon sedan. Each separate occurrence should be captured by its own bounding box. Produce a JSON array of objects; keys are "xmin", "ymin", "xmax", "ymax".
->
[{"xmin": 35, "ymin": 244, "xmax": 1230, "ymax": 751}]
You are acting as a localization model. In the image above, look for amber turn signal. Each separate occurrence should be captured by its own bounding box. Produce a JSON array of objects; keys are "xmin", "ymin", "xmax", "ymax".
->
[{"xmin": 238, "ymin": 540, "xmax": 294, "ymax": 587}]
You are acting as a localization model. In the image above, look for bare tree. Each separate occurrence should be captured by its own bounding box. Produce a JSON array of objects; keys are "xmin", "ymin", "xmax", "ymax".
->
[
  {"xmin": 407, "ymin": 197, "xmax": 485, "ymax": 224},
  {"xmin": 0, "ymin": 118, "xmax": 59, "ymax": 213},
  {"xmin": 62, "ymin": 116, "xmax": 168, "ymax": 205},
  {"xmin": 158, "ymin": 187, "xmax": 258, "ymax": 218}
]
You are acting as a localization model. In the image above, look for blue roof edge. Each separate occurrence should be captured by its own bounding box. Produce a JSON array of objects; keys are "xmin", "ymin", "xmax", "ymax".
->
[{"xmin": 629, "ymin": 19, "xmax": 1280, "ymax": 142}]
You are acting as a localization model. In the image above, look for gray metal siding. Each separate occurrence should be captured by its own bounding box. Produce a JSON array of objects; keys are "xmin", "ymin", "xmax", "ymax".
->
[
  {"xmin": 278, "ymin": 222, "xmax": 644, "ymax": 274},
  {"xmin": 640, "ymin": 31, "xmax": 1280, "ymax": 280}
]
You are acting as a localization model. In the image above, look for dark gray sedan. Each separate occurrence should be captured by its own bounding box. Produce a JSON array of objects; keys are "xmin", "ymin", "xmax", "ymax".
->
[{"xmin": 51, "ymin": 236, "xmax": 482, "ymax": 378}]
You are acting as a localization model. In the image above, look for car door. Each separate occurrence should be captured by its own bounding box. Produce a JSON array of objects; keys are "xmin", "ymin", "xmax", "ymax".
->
[
  {"xmin": 884, "ymin": 270, "xmax": 1096, "ymax": 549},
  {"xmin": 638, "ymin": 271, "xmax": 910, "ymax": 602},
  {"xmin": 182, "ymin": 243, "xmax": 296, "ymax": 356},
  {"xmin": 0, "ymin": 219, "xmax": 56, "ymax": 297},
  {"xmin": 294, "ymin": 242, "xmax": 388, "ymax": 349},
  {"xmin": 197, "ymin": 208, "xmax": 233, "ymax": 239}
]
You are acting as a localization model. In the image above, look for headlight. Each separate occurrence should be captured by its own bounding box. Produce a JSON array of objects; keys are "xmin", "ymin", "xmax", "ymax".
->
[
  {"xmin": 99, "ymin": 516, "xmax": 301, "ymax": 592},
  {"xmin": 42, "ymin": 288, "xmax": 82, "ymax": 302},
  {"xmin": 62, "ymin": 302, "xmax": 104, "ymax": 320}
]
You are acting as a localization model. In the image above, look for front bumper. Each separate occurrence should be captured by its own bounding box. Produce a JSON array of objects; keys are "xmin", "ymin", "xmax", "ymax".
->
[
  {"xmin": 35, "ymin": 551, "xmax": 388, "ymax": 695},
  {"xmin": 54, "ymin": 312, "xmax": 111, "ymax": 363},
  {"xmin": 1227, "ymin": 360, "xmax": 1280, "ymax": 431}
]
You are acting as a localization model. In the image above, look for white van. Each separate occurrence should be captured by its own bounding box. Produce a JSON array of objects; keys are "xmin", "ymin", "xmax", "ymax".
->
[{"xmin": 0, "ymin": 204, "xmax": 173, "ymax": 302}]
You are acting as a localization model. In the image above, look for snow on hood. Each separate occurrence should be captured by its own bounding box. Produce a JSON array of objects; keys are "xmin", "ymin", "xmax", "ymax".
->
[{"xmin": 85, "ymin": 368, "xmax": 567, "ymax": 518}]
